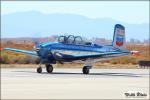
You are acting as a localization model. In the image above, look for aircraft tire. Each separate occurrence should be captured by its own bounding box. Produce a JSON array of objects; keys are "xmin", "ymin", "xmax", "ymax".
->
[
  {"xmin": 37, "ymin": 67, "xmax": 42, "ymax": 73},
  {"xmin": 46, "ymin": 64, "xmax": 53, "ymax": 73},
  {"xmin": 82, "ymin": 66, "xmax": 89, "ymax": 74}
]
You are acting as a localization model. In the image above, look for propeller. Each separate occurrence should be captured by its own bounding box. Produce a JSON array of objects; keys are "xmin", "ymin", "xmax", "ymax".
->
[{"xmin": 31, "ymin": 33, "xmax": 44, "ymax": 63}]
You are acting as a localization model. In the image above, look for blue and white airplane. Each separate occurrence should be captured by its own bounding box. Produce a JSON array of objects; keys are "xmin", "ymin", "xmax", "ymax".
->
[{"xmin": 4, "ymin": 24, "xmax": 137, "ymax": 74}]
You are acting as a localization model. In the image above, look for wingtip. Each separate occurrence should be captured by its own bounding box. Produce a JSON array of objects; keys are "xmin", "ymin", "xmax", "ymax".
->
[
  {"xmin": 3, "ymin": 48, "xmax": 8, "ymax": 50},
  {"xmin": 3, "ymin": 48, "xmax": 10, "ymax": 50},
  {"xmin": 3, "ymin": 48, "xmax": 16, "ymax": 51}
]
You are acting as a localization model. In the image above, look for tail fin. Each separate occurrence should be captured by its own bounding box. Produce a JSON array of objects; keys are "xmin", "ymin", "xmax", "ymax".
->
[{"xmin": 112, "ymin": 24, "xmax": 125, "ymax": 50}]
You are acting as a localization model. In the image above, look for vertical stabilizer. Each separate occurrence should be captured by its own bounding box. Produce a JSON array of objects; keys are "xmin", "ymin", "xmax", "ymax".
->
[{"xmin": 112, "ymin": 24, "xmax": 125, "ymax": 50}]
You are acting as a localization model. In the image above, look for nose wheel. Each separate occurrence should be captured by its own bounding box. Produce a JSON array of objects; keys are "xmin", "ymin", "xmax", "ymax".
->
[
  {"xmin": 37, "ymin": 66, "xmax": 42, "ymax": 73},
  {"xmin": 46, "ymin": 64, "xmax": 53, "ymax": 73},
  {"xmin": 82, "ymin": 66, "xmax": 90, "ymax": 74}
]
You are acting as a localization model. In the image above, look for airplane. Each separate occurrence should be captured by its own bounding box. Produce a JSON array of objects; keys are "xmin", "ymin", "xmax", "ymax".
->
[{"xmin": 4, "ymin": 24, "xmax": 139, "ymax": 74}]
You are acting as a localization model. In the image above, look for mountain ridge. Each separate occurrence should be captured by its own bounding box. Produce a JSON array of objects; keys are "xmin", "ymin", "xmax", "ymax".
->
[{"xmin": 1, "ymin": 11, "xmax": 149, "ymax": 40}]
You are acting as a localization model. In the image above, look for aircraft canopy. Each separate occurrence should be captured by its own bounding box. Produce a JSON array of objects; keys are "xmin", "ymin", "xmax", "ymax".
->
[{"xmin": 57, "ymin": 35, "xmax": 92, "ymax": 45}]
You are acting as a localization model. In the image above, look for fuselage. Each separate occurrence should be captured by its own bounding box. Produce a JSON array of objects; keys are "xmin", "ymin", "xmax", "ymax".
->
[{"xmin": 36, "ymin": 42, "xmax": 131, "ymax": 63}]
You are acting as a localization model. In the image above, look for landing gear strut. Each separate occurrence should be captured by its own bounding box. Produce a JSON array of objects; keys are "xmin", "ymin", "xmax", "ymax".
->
[
  {"xmin": 82, "ymin": 66, "xmax": 91, "ymax": 74},
  {"xmin": 46, "ymin": 64, "xmax": 53, "ymax": 73}
]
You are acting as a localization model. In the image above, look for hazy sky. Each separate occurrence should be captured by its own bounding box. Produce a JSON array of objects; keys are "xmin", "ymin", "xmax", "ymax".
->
[{"xmin": 1, "ymin": 1, "xmax": 149, "ymax": 24}]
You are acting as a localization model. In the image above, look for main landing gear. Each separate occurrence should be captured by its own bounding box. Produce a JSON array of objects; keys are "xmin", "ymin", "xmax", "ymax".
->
[
  {"xmin": 82, "ymin": 66, "xmax": 91, "ymax": 74},
  {"xmin": 46, "ymin": 64, "xmax": 53, "ymax": 73},
  {"xmin": 37, "ymin": 64, "xmax": 53, "ymax": 73}
]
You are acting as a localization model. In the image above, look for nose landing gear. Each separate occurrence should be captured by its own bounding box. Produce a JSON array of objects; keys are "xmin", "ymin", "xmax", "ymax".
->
[{"xmin": 37, "ymin": 66, "xmax": 42, "ymax": 73}]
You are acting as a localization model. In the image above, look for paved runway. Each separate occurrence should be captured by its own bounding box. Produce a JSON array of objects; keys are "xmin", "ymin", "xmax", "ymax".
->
[{"xmin": 1, "ymin": 68, "xmax": 149, "ymax": 99}]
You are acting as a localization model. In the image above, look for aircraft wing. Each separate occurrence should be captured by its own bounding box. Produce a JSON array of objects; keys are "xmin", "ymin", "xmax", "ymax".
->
[{"xmin": 4, "ymin": 48, "xmax": 38, "ymax": 56}]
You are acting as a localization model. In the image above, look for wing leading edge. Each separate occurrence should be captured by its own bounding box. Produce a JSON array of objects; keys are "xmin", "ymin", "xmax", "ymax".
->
[{"xmin": 4, "ymin": 48, "xmax": 37, "ymax": 56}]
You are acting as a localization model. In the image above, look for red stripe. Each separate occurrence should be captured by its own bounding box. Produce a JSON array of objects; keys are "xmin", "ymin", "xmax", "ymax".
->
[{"xmin": 116, "ymin": 41, "xmax": 123, "ymax": 46}]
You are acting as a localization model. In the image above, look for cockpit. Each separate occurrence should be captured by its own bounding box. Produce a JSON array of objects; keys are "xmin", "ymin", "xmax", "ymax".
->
[{"xmin": 57, "ymin": 35, "xmax": 92, "ymax": 46}]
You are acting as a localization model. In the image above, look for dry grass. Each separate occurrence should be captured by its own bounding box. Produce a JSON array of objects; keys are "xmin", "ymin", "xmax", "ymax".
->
[{"xmin": 1, "ymin": 63, "xmax": 139, "ymax": 69}]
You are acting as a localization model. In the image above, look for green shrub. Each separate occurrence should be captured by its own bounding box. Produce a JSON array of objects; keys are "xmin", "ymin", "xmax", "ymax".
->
[{"xmin": 0, "ymin": 52, "xmax": 9, "ymax": 64}]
